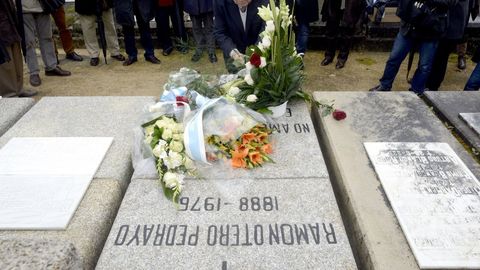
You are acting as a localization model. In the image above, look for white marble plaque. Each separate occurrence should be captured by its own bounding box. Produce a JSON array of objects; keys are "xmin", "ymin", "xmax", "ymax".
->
[
  {"xmin": 0, "ymin": 137, "xmax": 113, "ymax": 230},
  {"xmin": 459, "ymin": 113, "xmax": 480, "ymax": 136},
  {"xmin": 364, "ymin": 142, "xmax": 480, "ymax": 269}
]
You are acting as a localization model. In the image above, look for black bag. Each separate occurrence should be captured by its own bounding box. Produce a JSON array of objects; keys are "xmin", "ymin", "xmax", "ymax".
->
[
  {"xmin": 398, "ymin": 0, "xmax": 449, "ymax": 35},
  {"xmin": 38, "ymin": 0, "xmax": 65, "ymax": 14}
]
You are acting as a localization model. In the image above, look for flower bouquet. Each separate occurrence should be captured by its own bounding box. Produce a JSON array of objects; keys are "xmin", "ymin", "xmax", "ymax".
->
[
  {"xmin": 143, "ymin": 115, "xmax": 196, "ymax": 202},
  {"xmin": 222, "ymin": 0, "xmax": 334, "ymax": 117}
]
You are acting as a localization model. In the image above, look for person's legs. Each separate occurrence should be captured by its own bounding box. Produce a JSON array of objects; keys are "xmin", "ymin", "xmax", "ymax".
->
[
  {"xmin": 378, "ymin": 33, "xmax": 413, "ymax": 90},
  {"xmin": 35, "ymin": 13, "xmax": 58, "ymax": 71},
  {"xmin": 336, "ymin": 25, "xmax": 354, "ymax": 69},
  {"xmin": 23, "ymin": 13, "xmax": 40, "ymax": 75},
  {"xmin": 295, "ymin": 21, "xmax": 309, "ymax": 55},
  {"xmin": 51, "ymin": 6, "xmax": 74, "ymax": 54},
  {"xmin": 102, "ymin": 9, "xmax": 122, "ymax": 57},
  {"xmin": 203, "ymin": 12, "xmax": 216, "ymax": 62},
  {"xmin": 410, "ymin": 40, "xmax": 438, "ymax": 93},
  {"xmin": 122, "ymin": 24, "xmax": 138, "ymax": 59},
  {"xmin": 425, "ymin": 39, "xmax": 456, "ymax": 91},
  {"xmin": 155, "ymin": 6, "xmax": 174, "ymax": 53},
  {"xmin": 457, "ymin": 41, "xmax": 467, "ymax": 70},
  {"xmin": 190, "ymin": 14, "xmax": 204, "ymax": 61},
  {"xmin": 465, "ymin": 62, "xmax": 480, "ymax": 90},
  {"xmin": 133, "ymin": 3, "xmax": 155, "ymax": 58},
  {"xmin": 79, "ymin": 14, "xmax": 100, "ymax": 58},
  {"xmin": 0, "ymin": 43, "xmax": 23, "ymax": 97}
]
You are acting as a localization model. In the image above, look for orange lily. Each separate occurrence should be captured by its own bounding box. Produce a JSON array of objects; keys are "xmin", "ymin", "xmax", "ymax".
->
[
  {"xmin": 261, "ymin": 144, "xmax": 273, "ymax": 154},
  {"xmin": 248, "ymin": 151, "xmax": 263, "ymax": 165},
  {"xmin": 242, "ymin": 133, "xmax": 256, "ymax": 144},
  {"xmin": 231, "ymin": 156, "xmax": 247, "ymax": 168}
]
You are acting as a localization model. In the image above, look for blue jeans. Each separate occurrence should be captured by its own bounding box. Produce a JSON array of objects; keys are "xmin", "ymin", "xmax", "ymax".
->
[
  {"xmin": 465, "ymin": 63, "xmax": 480, "ymax": 91},
  {"xmin": 380, "ymin": 33, "xmax": 438, "ymax": 93},
  {"xmin": 296, "ymin": 22, "xmax": 309, "ymax": 54}
]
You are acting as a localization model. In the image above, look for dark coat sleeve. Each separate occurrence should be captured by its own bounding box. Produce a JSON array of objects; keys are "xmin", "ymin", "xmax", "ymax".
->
[
  {"xmin": 213, "ymin": 0, "xmax": 237, "ymax": 57},
  {"xmin": 137, "ymin": 0, "xmax": 155, "ymax": 22}
]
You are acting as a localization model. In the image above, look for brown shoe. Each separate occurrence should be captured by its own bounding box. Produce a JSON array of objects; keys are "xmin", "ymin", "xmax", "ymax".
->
[
  {"xmin": 29, "ymin": 74, "xmax": 41, "ymax": 87},
  {"xmin": 45, "ymin": 66, "xmax": 71, "ymax": 76},
  {"xmin": 18, "ymin": 89, "xmax": 38, "ymax": 97}
]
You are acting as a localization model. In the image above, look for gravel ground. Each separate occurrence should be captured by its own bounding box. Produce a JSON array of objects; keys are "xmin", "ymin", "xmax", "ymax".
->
[{"xmin": 25, "ymin": 48, "xmax": 476, "ymax": 99}]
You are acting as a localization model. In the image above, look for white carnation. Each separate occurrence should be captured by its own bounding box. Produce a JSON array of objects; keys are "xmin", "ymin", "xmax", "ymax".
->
[
  {"xmin": 165, "ymin": 151, "xmax": 183, "ymax": 169},
  {"xmin": 163, "ymin": 172, "xmax": 184, "ymax": 189},
  {"xmin": 169, "ymin": 140, "xmax": 184, "ymax": 152},
  {"xmin": 244, "ymin": 74, "xmax": 254, "ymax": 85},
  {"xmin": 262, "ymin": 36, "xmax": 271, "ymax": 48},
  {"xmin": 161, "ymin": 129, "xmax": 173, "ymax": 140},
  {"xmin": 228, "ymin": 87, "xmax": 241, "ymax": 96},
  {"xmin": 266, "ymin": 20, "xmax": 275, "ymax": 32},
  {"xmin": 172, "ymin": 133, "xmax": 183, "ymax": 141},
  {"xmin": 260, "ymin": 57, "xmax": 267, "ymax": 68},
  {"xmin": 246, "ymin": 94, "xmax": 258, "ymax": 102},
  {"xmin": 184, "ymin": 156, "xmax": 195, "ymax": 170}
]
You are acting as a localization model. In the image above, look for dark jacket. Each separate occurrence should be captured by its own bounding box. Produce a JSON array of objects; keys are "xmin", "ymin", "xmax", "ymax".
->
[
  {"xmin": 470, "ymin": 0, "xmax": 480, "ymax": 19},
  {"xmin": 114, "ymin": 0, "xmax": 155, "ymax": 26},
  {"xmin": 473, "ymin": 47, "xmax": 480, "ymax": 63},
  {"xmin": 397, "ymin": 0, "xmax": 458, "ymax": 40},
  {"xmin": 75, "ymin": 0, "xmax": 113, "ymax": 15},
  {"xmin": 293, "ymin": 0, "xmax": 319, "ymax": 24},
  {"xmin": 321, "ymin": 0, "xmax": 365, "ymax": 27},
  {"xmin": 0, "ymin": 0, "xmax": 21, "ymax": 47},
  {"xmin": 213, "ymin": 0, "xmax": 268, "ymax": 57},
  {"xmin": 445, "ymin": 0, "xmax": 469, "ymax": 39},
  {"xmin": 184, "ymin": 0, "xmax": 213, "ymax": 15}
]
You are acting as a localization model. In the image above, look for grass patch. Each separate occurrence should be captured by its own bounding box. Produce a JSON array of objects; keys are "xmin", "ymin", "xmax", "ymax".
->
[{"xmin": 355, "ymin": 57, "xmax": 376, "ymax": 66}]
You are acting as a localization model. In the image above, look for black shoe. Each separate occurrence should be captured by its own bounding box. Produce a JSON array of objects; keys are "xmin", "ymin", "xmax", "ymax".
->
[
  {"xmin": 162, "ymin": 46, "xmax": 173, "ymax": 56},
  {"xmin": 191, "ymin": 51, "xmax": 202, "ymax": 62},
  {"xmin": 369, "ymin": 85, "xmax": 391, "ymax": 92},
  {"xmin": 90, "ymin": 57, "xmax": 99, "ymax": 66},
  {"xmin": 336, "ymin": 58, "xmax": 346, "ymax": 69},
  {"xmin": 29, "ymin": 74, "xmax": 41, "ymax": 87},
  {"xmin": 321, "ymin": 56, "xmax": 333, "ymax": 66},
  {"xmin": 111, "ymin": 54, "xmax": 126, "ymax": 61},
  {"xmin": 123, "ymin": 57, "xmax": 137, "ymax": 66},
  {"xmin": 145, "ymin": 55, "xmax": 161, "ymax": 64},
  {"xmin": 458, "ymin": 55, "xmax": 466, "ymax": 70},
  {"xmin": 66, "ymin": 52, "xmax": 83, "ymax": 61},
  {"xmin": 208, "ymin": 52, "xmax": 217, "ymax": 63},
  {"xmin": 45, "ymin": 66, "xmax": 71, "ymax": 76},
  {"xmin": 18, "ymin": 89, "xmax": 38, "ymax": 97}
]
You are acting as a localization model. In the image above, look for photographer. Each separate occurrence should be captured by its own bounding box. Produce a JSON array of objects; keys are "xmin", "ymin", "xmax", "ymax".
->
[{"xmin": 369, "ymin": 0, "xmax": 457, "ymax": 94}]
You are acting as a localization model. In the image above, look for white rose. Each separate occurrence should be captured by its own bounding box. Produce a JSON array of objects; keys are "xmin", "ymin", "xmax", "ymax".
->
[
  {"xmin": 262, "ymin": 36, "xmax": 271, "ymax": 48},
  {"xmin": 152, "ymin": 144, "xmax": 163, "ymax": 158},
  {"xmin": 169, "ymin": 140, "xmax": 184, "ymax": 152},
  {"xmin": 266, "ymin": 20, "xmax": 275, "ymax": 32},
  {"xmin": 260, "ymin": 57, "xmax": 267, "ymax": 68},
  {"xmin": 244, "ymin": 74, "xmax": 254, "ymax": 85},
  {"xmin": 184, "ymin": 156, "xmax": 195, "ymax": 170},
  {"xmin": 144, "ymin": 125, "xmax": 155, "ymax": 136},
  {"xmin": 161, "ymin": 129, "xmax": 173, "ymax": 140},
  {"xmin": 165, "ymin": 151, "xmax": 183, "ymax": 169},
  {"xmin": 145, "ymin": 135, "xmax": 153, "ymax": 145},
  {"xmin": 228, "ymin": 86, "xmax": 241, "ymax": 96},
  {"xmin": 155, "ymin": 119, "xmax": 166, "ymax": 128},
  {"xmin": 163, "ymin": 172, "xmax": 180, "ymax": 189},
  {"xmin": 246, "ymin": 94, "xmax": 258, "ymax": 102},
  {"xmin": 172, "ymin": 133, "xmax": 183, "ymax": 141}
]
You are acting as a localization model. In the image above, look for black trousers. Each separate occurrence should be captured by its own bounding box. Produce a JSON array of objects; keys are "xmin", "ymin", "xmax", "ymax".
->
[
  {"xmin": 425, "ymin": 39, "xmax": 459, "ymax": 91},
  {"xmin": 324, "ymin": 7, "xmax": 355, "ymax": 60}
]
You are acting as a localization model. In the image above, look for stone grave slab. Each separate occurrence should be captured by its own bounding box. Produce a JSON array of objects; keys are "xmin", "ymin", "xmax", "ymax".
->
[
  {"xmin": 0, "ymin": 97, "xmax": 156, "ymax": 268},
  {"xmin": 0, "ymin": 179, "xmax": 122, "ymax": 269},
  {"xmin": 312, "ymin": 91, "xmax": 480, "ymax": 270},
  {"xmin": 0, "ymin": 239, "xmax": 82, "ymax": 269},
  {"xmin": 424, "ymin": 91, "xmax": 480, "ymax": 153},
  {"xmin": 133, "ymin": 100, "xmax": 329, "ymax": 181},
  {"xmin": 97, "ymin": 177, "xmax": 357, "ymax": 269},
  {"xmin": 459, "ymin": 113, "xmax": 480, "ymax": 136},
  {"xmin": 0, "ymin": 98, "xmax": 34, "ymax": 136},
  {"xmin": 364, "ymin": 142, "xmax": 480, "ymax": 269},
  {"xmin": 0, "ymin": 96, "xmax": 156, "ymax": 190}
]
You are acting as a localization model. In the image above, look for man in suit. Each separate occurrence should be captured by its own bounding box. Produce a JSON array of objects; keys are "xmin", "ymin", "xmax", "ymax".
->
[
  {"xmin": 213, "ymin": 0, "xmax": 268, "ymax": 73},
  {"xmin": 0, "ymin": 0, "xmax": 37, "ymax": 97}
]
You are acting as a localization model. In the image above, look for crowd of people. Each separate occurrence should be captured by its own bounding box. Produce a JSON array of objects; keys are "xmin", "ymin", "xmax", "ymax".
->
[{"xmin": 0, "ymin": 0, "xmax": 479, "ymax": 98}]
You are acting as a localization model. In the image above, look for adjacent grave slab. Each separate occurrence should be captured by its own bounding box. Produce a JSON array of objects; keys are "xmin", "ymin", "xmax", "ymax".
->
[
  {"xmin": 365, "ymin": 142, "xmax": 480, "ymax": 269},
  {"xmin": 460, "ymin": 113, "xmax": 480, "ymax": 136},
  {"xmin": 97, "ymin": 178, "xmax": 357, "ymax": 269},
  {"xmin": 0, "ymin": 239, "xmax": 82, "ymax": 269},
  {"xmin": 0, "ymin": 96, "xmax": 156, "ymax": 190},
  {"xmin": 0, "ymin": 98, "xmax": 34, "ymax": 136},
  {"xmin": 424, "ymin": 91, "xmax": 480, "ymax": 153},
  {"xmin": 132, "ymin": 100, "xmax": 329, "ymax": 181},
  {"xmin": 0, "ymin": 97, "xmax": 156, "ymax": 268},
  {"xmin": 0, "ymin": 179, "xmax": 122, "ymax": 269},
  {"xmin": 312, "ymin": 92, "xmax": 480, "ymax": 270}
]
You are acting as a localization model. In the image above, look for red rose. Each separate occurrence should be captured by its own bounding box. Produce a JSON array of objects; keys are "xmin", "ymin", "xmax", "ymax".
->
[
  {"xmin": 250, "ymin": 53, "xmax": 261, "ymax": 67},
  {"xmin": 332, "ymin": 109, "xmax": 347, "ymax": 121},
  {"xmin": 176, "ymin": 96, "xmax": 188, "ymax": 106}
]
